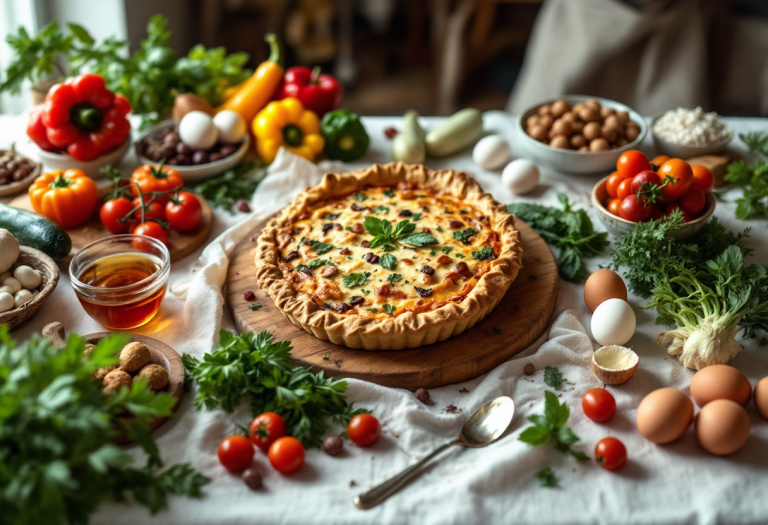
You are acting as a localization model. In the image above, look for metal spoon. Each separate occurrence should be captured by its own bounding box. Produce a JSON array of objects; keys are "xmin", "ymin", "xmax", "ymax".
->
[{"xmin": 354, "ymin": 396, "xmax": 515, "ymax": 510}]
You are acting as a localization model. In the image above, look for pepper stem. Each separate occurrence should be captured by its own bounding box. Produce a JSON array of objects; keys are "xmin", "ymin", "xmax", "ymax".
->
[
  {"xmin": 49, "ymin": 173, "xmax": 72, "ymax": 189},
  {"xmin": 264, "ymin": 33, "xmax": 282, "ymax": 67},
  {"xmin": 282, "ymin": 124, "xmax": 304, "ymax": 147},
  {"xmin": 310, "ymin": 66, "xmax": 322, "ymax": 85},
  {"xmin": 70, "ymin": 103, "xmax": 103, "ymax": 132}
]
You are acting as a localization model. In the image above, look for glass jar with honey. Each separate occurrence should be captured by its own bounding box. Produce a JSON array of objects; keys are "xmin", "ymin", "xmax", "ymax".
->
[{"xmin": 70, "ymin": 235, "xmax": 170, "ymax": 330}]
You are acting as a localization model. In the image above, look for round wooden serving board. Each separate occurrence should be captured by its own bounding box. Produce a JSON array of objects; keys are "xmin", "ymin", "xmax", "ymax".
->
[
  {"xmin": 226, "ymin": 218, "xmax": 559, "ymax": 390},
  {"xmin": 9, "ymin": 187, "xmax": 213, "ymax": 264}
]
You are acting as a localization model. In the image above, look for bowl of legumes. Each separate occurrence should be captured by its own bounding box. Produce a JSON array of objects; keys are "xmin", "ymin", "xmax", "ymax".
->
[{"xmin": 650, "ymin": 107, "xmax": 733, "ymax": 159}]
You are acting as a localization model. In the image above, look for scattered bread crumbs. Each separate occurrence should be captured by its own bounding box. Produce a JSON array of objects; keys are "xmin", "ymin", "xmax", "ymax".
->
[
  {"xmin": 458, "ymin": 387, "xmax": 469, "ymax": 394},
  {"xmin": 444, "ymin": 404, "xmax": 462, "ymax": 414},
  {"xmin": 524, "ymin": 363, "xmax": 535, "ymax": 375}
]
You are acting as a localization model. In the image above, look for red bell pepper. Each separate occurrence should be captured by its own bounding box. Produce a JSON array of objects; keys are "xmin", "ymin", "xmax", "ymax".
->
[
  {"xmin": 277, "ymin": 66, "xmax": 342, "ymax": 117},
  {"xmin": 29, "ymin": 73, "xmax": 132, "ymax": 161}
]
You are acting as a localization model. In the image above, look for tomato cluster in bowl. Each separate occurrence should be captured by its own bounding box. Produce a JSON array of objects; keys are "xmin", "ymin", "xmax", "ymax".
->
[{"xmin": 601, "ymin": 150, "xmax": 715, "ymax": 223}]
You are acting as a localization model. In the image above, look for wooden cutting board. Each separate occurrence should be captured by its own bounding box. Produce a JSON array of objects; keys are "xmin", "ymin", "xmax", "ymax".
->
[
  {"xmin": 9, "ymin": 187, "xmax": 213, "ymax": 264},
  {"xmin": 226, "ymin": 218, "xmax": 559, "ymax": 390}
]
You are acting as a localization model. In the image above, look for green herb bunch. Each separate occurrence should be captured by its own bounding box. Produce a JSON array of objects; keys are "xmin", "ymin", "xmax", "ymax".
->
[
  {"xmin": 507, "ymin": 194, "xmax": 609, "ymax": 282},
  {"xmin": 724, "ymin": 132, "xmax": 768, "ymax": 219},
  {"xmin": 182, "ymin": 330, "xmax": 368, "ymax": 448},
  {"xmin": 193, "ymin": 162, "xmax": 264, "ymax": 213},
  {"xmin": 0, "ymin": 326, "xmax": 208, "ymax": 525}
]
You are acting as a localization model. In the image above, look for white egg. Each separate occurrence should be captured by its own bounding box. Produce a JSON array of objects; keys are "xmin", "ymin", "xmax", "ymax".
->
[
  {"xmin": 213, "ymin": 110, "xmax": 246, "ymax": 144},
  {"xmin": 473, "ymin": 135, "xmax": 511, "ymax": 170},
  {"xmin": 0, "ymin": 292, "xmax": 13, "ymax": 313},
  {"xmin": 13, "ymin": 289, "xmax": 34, "ymax": 309},
  {"xmin": 502, "ymin": 159, "xmax": 540, "ymax": 195},
  {"xmin": 591, "ymin": 298, "xmax": 636, "ymax": 346},
  {"xmin": 179, "ymin": 111, "xmax": 219, "ymax": 150}
]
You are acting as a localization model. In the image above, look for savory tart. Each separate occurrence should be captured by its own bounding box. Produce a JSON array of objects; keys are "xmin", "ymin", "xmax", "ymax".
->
[{"xmin": 254, "ymin": 163, "xmax": 523, "ymax": 350}]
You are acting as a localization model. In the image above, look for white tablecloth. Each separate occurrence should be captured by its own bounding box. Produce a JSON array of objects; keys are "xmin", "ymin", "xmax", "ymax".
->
[{"xmin": 3, "ymin": 112, "xmax": 768, "ymax": 525}]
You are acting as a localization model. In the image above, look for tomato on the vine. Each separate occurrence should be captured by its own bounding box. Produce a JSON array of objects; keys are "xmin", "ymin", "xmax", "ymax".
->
[
  {"xmin": 100, "ymin": 197, "xmax": 134, "ymax": 234},
  {"xmin": 132, "ymin": 198, "xmax": 166, "ymax": 223},
  {"xmin": 606, "ymin": 198, "xmax": 622, "ymax": 216},
  {"xmin": 679, "ymin": 187, "xmax": 705, "ymax": 216},
  {"xmin": 132, "ymin": 221, "xmax": 168, "ymax": 245},
  {"xmin": 347, "ymin": 414, "xmax": 381, "ymax": 447},
  {"xmin": 630, "ymin": 170, "xmax": 662, "ymax": 194},
  {"xmin": 691, "ymin": 165, "xmax": 715, "ymax": 193},
  {"xmin": 166, "ymin": 192, "xmax": 203, "ymax": 232},
  {"xmin": 665, "ymin": 203, "xmax": 693, "ymax": 222},
  {"xmin": 619, "ymin": 194, "xmax": 651, "ymax": 222},
  {"xmin": 249, "ymin": 412, "xmax": 286, "ymax": 451},
  {"xmin": 658, "ymin": 159, "xmax": 693, "ymax": 202},
  {"xmin": 617, "ymin": 150, "xmax": 651, "ymax": 180},
  {"xmin": 595, "ymin": 437, "xmax": 627, "ymax": 471},
  {"xmin": 582, "ymin": 388, "xmax": 617, "ymax": 422},
  {"xmin": 606, "ymin": 172, "xmax": 623, "ymax": 199},
  {"xmin": 268, "ymin": 436, "xmax": 305, "ymax": 474},
  {"xmin": 130, "ymin": 164, "xmax": 183, "ymax": 205},
  {"xmin": 650, "ymin": 155, "xmax": 671, "ymax": 167},
  {"xmin": 616, "ymin": 178, "xmax": 633, "ymax": 200},
  {"xmin": 218, "ymin": 435, "xmax": 254, "ymax": 472}
]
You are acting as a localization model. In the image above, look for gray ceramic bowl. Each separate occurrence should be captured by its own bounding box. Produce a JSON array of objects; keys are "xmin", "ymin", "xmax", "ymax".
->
[
  {"xmin": 591, "ymin": 175, "xmax": 715, "ymax": 240},
  {"xmin": 650, "ymin": 113, "xmax": 733, "ymax": 159},
  {"xmin": 517, "ymin": 95, "xmax": 647, "ymax": 175}
]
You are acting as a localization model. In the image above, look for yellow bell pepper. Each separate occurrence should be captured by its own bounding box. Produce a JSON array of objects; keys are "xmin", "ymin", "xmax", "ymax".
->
[{"xmin": 252, "ymin": 97, "xmax": 325, "ymax": 164}]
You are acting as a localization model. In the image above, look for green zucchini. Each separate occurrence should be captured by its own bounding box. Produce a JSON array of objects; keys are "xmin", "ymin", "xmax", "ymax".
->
[
  {"xmin": 425, "ymin": 108, "xmax": 483, "ymax": 157},
  {"xmin": 0, "ymin": 204, "xmax": 72, "ymax": 260}
]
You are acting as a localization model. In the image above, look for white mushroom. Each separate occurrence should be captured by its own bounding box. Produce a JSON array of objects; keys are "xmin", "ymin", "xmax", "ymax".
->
[
  {"xmin": 0, "ymin": 285, "xmax": 13, "ymax": 295},
  {"xmin": 0, "ymin": 292, "xmax": 14, "ymax": 313},
  {"xmin": 13, "ymin": 265, "xmax": 42, "ymax": 290},
  {"xmin": 0, "ymin": 229, "xmax": 19, "ymax": 274},
  {"xmin": 2, "ymin": 277, "xmax": 21, "ymax": 294},
  {"xmin": 13, "ymin": 289, "xmax": 33, "ymax": 308}
]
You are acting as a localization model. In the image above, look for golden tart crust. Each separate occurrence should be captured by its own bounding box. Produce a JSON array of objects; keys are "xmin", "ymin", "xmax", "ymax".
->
[{"xmin": 254, "ymin": 162, "xmax": 523, "ymax": 350}]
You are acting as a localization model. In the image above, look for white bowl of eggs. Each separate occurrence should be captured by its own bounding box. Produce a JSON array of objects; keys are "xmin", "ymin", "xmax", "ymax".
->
[
  {"xmin": 517, "ymin": 95, "xmax": 647, "ymax": 175},
  {"xmin": 135, "ymin": 110, "xmax": 250, "ymax": 183}
]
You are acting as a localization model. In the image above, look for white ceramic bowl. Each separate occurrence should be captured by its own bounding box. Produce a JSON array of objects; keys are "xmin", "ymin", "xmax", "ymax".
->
[
  {"xmin": 135, "ymin": 121, "xmax": 250, "ymax": 183},
  {"xmin": 591, "ymin": 175, "xmax": 715, "ymax": 240},
  {"xmin": 517, "ymin": 95, "xmax": 647, "ymax": 175},
  {"xmin": 650, "ymin": 113, "xmax": 733, "ymax": 159},
  {"xmin": 34, "ymin": 136, "xmax": 131, "ymax": 179}
]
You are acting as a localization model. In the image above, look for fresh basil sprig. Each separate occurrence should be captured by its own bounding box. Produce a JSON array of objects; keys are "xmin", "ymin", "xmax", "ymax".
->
[
  {"xmin": 519, "ymin": 391, "xmax": 588, "ymax": 461},
  {"xmin": 363, "ymin": 216, "xmax": 437, "ymax": 251}
]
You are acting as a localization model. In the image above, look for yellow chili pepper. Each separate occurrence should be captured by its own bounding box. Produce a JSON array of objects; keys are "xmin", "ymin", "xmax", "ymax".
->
[
  {"xmin": 217, "ymin": 34, "xmax": 283, "ymax": 124},
  {"xmin": 253, "ymin": 97, "xmax": 325, "ymax": 164}
]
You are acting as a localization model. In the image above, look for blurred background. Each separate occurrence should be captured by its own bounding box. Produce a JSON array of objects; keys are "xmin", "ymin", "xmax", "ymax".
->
[{"xmin": 1, "ymin": 0, "xmax": 767, "ymax": 117}]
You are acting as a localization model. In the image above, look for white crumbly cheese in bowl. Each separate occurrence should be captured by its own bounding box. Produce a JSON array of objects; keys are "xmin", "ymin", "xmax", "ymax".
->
[{"xmin": 652, "ymin": 107, "xmax": 732, "ymax": 147}]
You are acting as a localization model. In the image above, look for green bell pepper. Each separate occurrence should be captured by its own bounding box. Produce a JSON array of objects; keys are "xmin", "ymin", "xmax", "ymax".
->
[{"xmin": 321, "ymin": 109, "xmax": 370, "ymax": 162}]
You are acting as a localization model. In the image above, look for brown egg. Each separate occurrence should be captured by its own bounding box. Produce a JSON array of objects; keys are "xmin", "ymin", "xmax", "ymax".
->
[
  {"xmin": 690, "ymin": 365, "xmax": 752, "ymax": 407},
  {"xmin": 526, "ymin": 114, "xmax": 540, "ymax": 128},
  {"xmin": 583, "ymin": 121, "xmax": 602, "ymax": 141},
  {"xmin": 528, "ymin": 124, "xmax": 548, "ymax": 142},
  {"xmin": 601, "ymin": 106, "xmax": 616, "ymax": 118},
  {"xmin": 637, "ymin": 388, "xmax": 694, "ymax": 444},
  {"xmin": 696, "ymin": 399, "xmax": 750, "ymax": 455},
  {"xmin": 538, "ymin": 104, "xmax": 552, "ymax": 116},
  {"xmin": 754, "ymin": 376, "xmax": 768, "ymax": 420},
  {"xmin": 539, "ymin": 115, "xmax": 554, "ymax": 129},
  {"xmin": 603, "ymin": 114, "xmax": 622, "ymax": 131},
  {"xmin": 616, "ymin": 110, "xmax": 630, "ymax": 125},
  {"xmin": 551, "ymin": 118, "xmax": 572, "ymax": 137},
  {"xmin": 585, "ymin": 98, "xmax": 601, "ymax": 111},
  {"xmin": 624, "ymin": 124, "xmax": 640, "ymax": 142},
  {"xmin": 549, "ymin": 135, "xmax": 571, "ymax": 149},
  {"xmin": 551, "ymin": 100, "xmax": 571, "ymax": 117},
  {"xmin": 583, "ymin": 269, "xmax": 627, "ymax": 312},
  {"xmin": 571, "ymin": 120, "xmax": 584, "ymax": 133},
  {"xmin": 578, "ymin": 145, "xmax": 590, "ymax": 152},
  {"xmin": 590, "ymin": 138, "xmax": 610, "ymax": 151},
  {"xmin": 561, "ymin": 111, "xmax": 577, "ymax": 123},
  {"xmin": 617, "ymin": 137, "xmax": 629, "ymax": 147},
  {"xmin": 579, "ymin": 106, "xmax": 600, "ymax": 123},
  {"xmin": 570, "ymin": 134, "xmax": 586, "ymax": 149},
  {"xmin": 601, "ymin": 126, "xmax": 618, "ymax": 143}
]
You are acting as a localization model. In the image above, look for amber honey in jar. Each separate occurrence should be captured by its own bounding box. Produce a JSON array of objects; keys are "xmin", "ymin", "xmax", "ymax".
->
[{"xmin": 70, "ymin": 235, "xmax": 170, "ymax": 330}]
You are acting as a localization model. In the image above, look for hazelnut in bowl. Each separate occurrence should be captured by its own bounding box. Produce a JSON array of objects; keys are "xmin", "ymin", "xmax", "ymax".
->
[{"xmin": 517, "ymin": 96, "xmax": 647, "ymax": 174}]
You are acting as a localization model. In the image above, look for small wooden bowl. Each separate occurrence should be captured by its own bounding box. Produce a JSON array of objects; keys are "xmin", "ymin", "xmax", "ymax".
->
[
  {"xmin": 0, "ymin": 246, "xmax": 59, "ymax": 330},
  {"xmin": 42, "ymin": 322, "xmax": 185, "ymax": 443},
  {"xmin": 0, "ymin": 150, "xmax": 41, "ymax": 197}
]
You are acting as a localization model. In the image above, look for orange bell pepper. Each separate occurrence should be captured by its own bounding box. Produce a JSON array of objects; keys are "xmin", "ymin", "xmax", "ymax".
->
[
  {"xmin": 217, "ymin": 34, "xmax": 284, "ymax": 125},
  {"xmin": 29, "ymin": 169, "xmax": 98, "ymax": 229}
]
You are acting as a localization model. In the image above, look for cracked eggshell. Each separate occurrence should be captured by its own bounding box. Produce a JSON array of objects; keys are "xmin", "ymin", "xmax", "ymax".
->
[
  {"xmin": 472, "ymin": 135, "xmax": 511, "ymax": 170},
  {"xmin": 591, "ymin": 345, "xmax": 639, "ymax": 385},
  {"xmin": 502, "ymin": 159, "xmax": 540, "ymax": 195}
]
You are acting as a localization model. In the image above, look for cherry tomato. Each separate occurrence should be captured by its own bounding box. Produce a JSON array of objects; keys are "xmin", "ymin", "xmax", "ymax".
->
[
  {"xmin": 605, "ymin": 172, "xmax": 623, "ymax": 199},
  {"xmin": 651, "ymin": 155, "xmax": 671, "ymax": 167},
  {"xmin": 268, "ymin": 436, "xmax": 305, "ymax": 474},
  {"xmin": 679, "ymin": 187, "xmax": 706, "ymax": 216},
  {"xmin": 347, "ymin": 414, "xmax": 382, "ymax": 447},
  {"xmin": 594, "ymin": 437, "xmax": 627, "ymax": 471},
  {"xmin": 132, "ymin": 198, "xmax": 166, "ymax": 223},
  {"xmin": 630, "ymin": 170, "xmax": 662, "ymax": 194},
  {"xmin": 650, "ymin": 205, "xmax": 665, "ymax": 221},
  {"xmin": 132, "ymin": 221, "xmax": 168, "ymax": 246},
  {"xmin": 619, "ymin": 194, "xmax": 652, "ymax": 222},
  {"xmin": 100, "ymin": 197, "xmax": 134, "ymax": 234},
  {"xmin": 691, "ymin": 165, "xmax": 715, "ymax": 193},
  {"xmin": 617, "ymin": 150, "xmax": 651, "ymax": 180},
  {"xmin": 249, "ymin": 412, "xmax": 286, "ymax": 451},
  {"xmin": 606, "ymin": 198, "xmax": 622, "ymax": 216},
  {"xmin": 218, "ymin": 435, "xmax": 254, "ymax": 472},
  {"xmin": 616, "ymin": 178, "xmax": 633, "ymax": 200},
  {"xmin": 665, "ymin": 203, "xmax": 693, "ymax": 222},
  {"xmin": 166, "ymin": 192, "xmax": 203, "ymax": 232},
  {"xmin": 582, "ymin": 388, "xmax": 617, "ymax": 422},
  {"xmin": 658, "ymin": 159, "xmax": 693, "ymax": 202}
]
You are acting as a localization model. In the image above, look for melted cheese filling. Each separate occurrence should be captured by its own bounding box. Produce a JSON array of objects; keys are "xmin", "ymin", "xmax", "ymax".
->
[{"xmin": 276, "ymin": 184, "xmax": 501, "ymax": 318}]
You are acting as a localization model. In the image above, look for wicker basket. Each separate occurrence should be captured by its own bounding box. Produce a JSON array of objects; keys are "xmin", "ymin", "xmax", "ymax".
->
[{"xmin": 0, "ymin": 246, "xmax": 60, "ymax": 330}]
